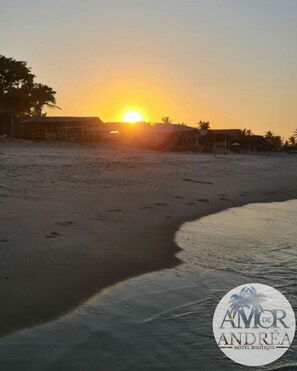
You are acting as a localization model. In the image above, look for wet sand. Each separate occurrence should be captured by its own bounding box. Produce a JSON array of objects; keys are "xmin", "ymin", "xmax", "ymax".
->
[
  {"xmin": 0, "ymin": 201, "xmax": 297, "ymax": 371},
  {"xmin": 0, "ymin": 141, "xmax": 297, "ymax": 337}
]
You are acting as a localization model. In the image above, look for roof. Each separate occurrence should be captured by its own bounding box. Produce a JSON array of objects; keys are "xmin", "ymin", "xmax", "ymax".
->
[
  {"xmin": 209, "ymin": 129, "xmax": 241, "ymax": 136},
  {"xmin": 232, "ymin": 135, "xmax": 267, "ymax": 144},
  {"xmin": 94, "ymin": 122, "xmax": 197, "ymax": 134},
  {"xmin": 149, "ymin": 123, "xmax": 196, "ymax": 133},
  {"xmin": 20, "ymin": 117, "xmax": 103, "ymax": 124},
  {"xmin": 94, "ymin": 122, "xmax": 137, "ymax": 132}
]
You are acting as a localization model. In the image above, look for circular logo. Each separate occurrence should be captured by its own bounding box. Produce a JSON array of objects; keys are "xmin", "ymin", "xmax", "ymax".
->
[{"xmin": 213, "ymin": 283, "xmax": 295, "ymax": 367}]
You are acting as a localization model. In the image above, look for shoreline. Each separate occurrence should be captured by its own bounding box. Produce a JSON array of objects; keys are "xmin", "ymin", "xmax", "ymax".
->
[{"xmin": 0, "ymin": 142, "xmax": 297, "ymax": 337}]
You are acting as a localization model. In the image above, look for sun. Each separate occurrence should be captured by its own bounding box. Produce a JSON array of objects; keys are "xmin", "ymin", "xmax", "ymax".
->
[{"xmin": 123, "ymin": 110, "xmax": 142, "ymax": 123}]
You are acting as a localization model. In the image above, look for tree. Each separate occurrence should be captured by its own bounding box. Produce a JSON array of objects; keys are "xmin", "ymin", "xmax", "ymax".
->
[
  {"xmin": 294, "ymin": 129, "xmax": 297, "ymax": 138},
  {"xmin": 161, "ymin": 116, "xmax": 173, "ymax": 124},
  {"xmin": 288, "ymin": 136, "xmax": 296, "ymax": 147},
  {"xmin": 272, "ymin": 135, "xmax": 283, "ymax": 149},
  {"xmin": 264, "ymin": 131, "xmax": 274, "ymax": 141},
  {"xmin": 197, "ymin": 121, "xmax": 210, "ymax": 130},
  {"xmin": 264, "ymin": 131, "xmax": 283, "ymax": 150},
  {"xmin": 0, "ymin": 55, "xmax": 59, "ymax": 118},
  {"xmin": 30, "ymin": 83, "xmax": 59, "ymax": 117},
  {"xmin": 240, "ymin": 128, "xmax": 253, "ymax": 136}
]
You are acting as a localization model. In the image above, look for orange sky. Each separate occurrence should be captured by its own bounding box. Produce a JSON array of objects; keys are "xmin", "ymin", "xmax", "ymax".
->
[{"xmin": 1, "ymin": 0, "xmax": 296, "ymax": 138}]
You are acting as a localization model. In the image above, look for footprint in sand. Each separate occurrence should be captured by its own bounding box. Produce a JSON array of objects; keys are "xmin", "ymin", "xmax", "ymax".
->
[
  {"xmin": 91, "ymin": 216, "xmax": 108, "ymax": 221},
  {"xmin": 140, "ymin": 206, "xmax": 151, "ymax": 210},
  {"xmin": 45, "ymin": 232, "xmax": 62, "ymax": 239},
  {"xmin": 175, "ymin": 196, "xmax": 184, "ymax": 199},
  {"xmin": 220, "ymin": 197, "xmax": 230, "ymax": 201},
  {"xmin": 198, "ymin": 198, "xmax": 209, "ymax": 203},
  {"xmin": 154, "ymin": 203, "xmax": 167, "ymax": 207},
  {"xmin": 0, "ymin": 239, "xmax": 8, "ymax": 243},
  {"xmin": 106, "ymin": 209, "xmax": 122, "ymax": 213},
  {"xmin": 51, "ymin": 232, "xmax": 62, "ymax": 236},
  {"xmin": 263, "ymin": 191, "xmax": 276, "ymax": 195},
  {"xmin": 240, "ymin": 191, "xmax": 251, "ymax": 197},
  {"xmin": 56, "ymin": 221, "xmax": 75, "ymax": 227},
  {"xmin": 186, "ymin": 202, "xmax": 195, "ymax": 206}
]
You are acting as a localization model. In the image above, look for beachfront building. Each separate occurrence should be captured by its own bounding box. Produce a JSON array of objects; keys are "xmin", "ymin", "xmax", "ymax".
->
[
  {"xmin": 230, "ymin": 134, "xmax": 270, "ymax": 153},
  {"xmin": 16, "ymin": 118, "xmax": 269, "ymax": 154},
  {"xmin": 208, "ymin": 129, "xmax": 242, "ymax": 153},
  {"xmin": 88, "ymin": 122, "xmax": 200, "ymax": 151},
  {"xmin": 19, "ymin": 116, "xmax": 103, "ymax": 141},
  {"xmin": 126, "ymin": 123, "xmax": 199, "ymax": 151}
]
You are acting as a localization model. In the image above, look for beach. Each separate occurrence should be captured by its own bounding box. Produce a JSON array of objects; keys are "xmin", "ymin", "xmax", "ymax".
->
[{"xmin": 0, "ymin": 141, "xmax": 297, "ymax": 341}]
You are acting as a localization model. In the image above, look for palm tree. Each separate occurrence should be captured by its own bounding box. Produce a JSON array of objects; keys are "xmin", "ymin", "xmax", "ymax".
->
[
  {"xmin": 161, "ymin": 116, "xmax": 173, "ymax": 125},
  {"xmin": 30, "ymin": 83, "xmax": 61, "ymax": 117},
  {"xmin": 288, "ymin": 136, "xmax": 296, "ymax": 147},
  {"xmin": 197, "ymin": 121, "xmax": 210, "ymax": 130},
  {"xmin": 240, "ymin": 128, "xmax": 253, "ymax": 136},
  {"xmin": 265, "ymin": 131, "xmax": 274, "ymax": 141},
  {"xmin": 265, "ymin": 131, "xmax": 275, "ymax": 147},
  {"xmin": 294, "ymin": 129, "xmax": 297, "ymax": 138}
]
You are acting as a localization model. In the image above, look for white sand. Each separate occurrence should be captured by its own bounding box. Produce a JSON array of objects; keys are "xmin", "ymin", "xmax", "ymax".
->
[{"xmin": 0, "ymin": 141, "xmax": 296, "ymax": 338}]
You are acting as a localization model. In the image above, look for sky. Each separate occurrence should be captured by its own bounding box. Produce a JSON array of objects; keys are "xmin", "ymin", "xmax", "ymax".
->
[{"xmin": 1, "ymin": 0, "xmax": 296, "ymax": 138}]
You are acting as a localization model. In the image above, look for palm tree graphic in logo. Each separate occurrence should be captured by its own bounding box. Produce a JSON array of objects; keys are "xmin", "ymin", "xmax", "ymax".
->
[{"xmin": 229, "ymin": 287, "xmax": 266, "ymax": 319}]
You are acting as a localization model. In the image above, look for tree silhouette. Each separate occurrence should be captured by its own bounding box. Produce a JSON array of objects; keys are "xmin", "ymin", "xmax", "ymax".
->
[
  {"xmin": 240, "ymin": 128, "xmax": 253, "ymax": 136},
  {"xmin": 288, "ymin": 136, "xmax": 296, "ymax": 147},
  {"xmin": 30, "ymin": 83, "xmax": 60, "ymax": 117},
  {"xmin": 265, "ymin": 131, "xmax": 283, "ymax": 149},
  {"xmin": 0, "ymin": 55, "xmax": 59, "ymax": 118},
  {"xmin": 197, "ymin": 121, "xmax": 210, "ymax": 130},
  {"xmin": 294, "ymin": 129, "xmax": 297, "ymax": 139},
  {"xmin": 161, "ymin": 116, "xmax": 173, "ymax": 124},
  {"xmin": 265, "ymin": 131, "xmax": 274, "ymax": 140}
]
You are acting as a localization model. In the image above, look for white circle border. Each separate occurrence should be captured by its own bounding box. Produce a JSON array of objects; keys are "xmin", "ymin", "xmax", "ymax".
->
[{"xmin": 213, "ymin": 283, "xmax": 296, "ymax": 367}]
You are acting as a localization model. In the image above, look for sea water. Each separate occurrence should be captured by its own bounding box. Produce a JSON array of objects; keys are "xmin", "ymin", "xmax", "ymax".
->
[
  {"xmin": 176, "ymin": 200, "xmax": 297, "ymax": 301},
  {"xmin": 0, "ymin": 200, "xmax": 296, "ymax": 370}
]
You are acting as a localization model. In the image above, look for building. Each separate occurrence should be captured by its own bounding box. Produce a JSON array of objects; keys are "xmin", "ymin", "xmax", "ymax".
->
[
  {"xmin": 127, "ymin": 123, "xmax": 199, "ymax": 151},
  {"xmin": 19, "ymin": 116, "xmax": 103, "ymax": 141},
  {"xmin": 17, "ymin": 117, "xmax": 268, "ymax": 154},
  {"xmin": 230, "ymin": 135, "xmax": 270, "ymax": 152},
  {"xmin": 208, "ymin": 129, "xmax": 242, "ymax": 152},
  {"xmin": 88, "ymin": 122, "xmax": 199, "ymax": 151}
]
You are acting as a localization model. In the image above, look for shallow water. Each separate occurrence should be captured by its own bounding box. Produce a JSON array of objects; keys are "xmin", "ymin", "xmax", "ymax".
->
[
  {"xmin": 0, "ymin": 200, "xmax": 296, "ymax": 370},
  {"xmin": 176, "ymin": 200, "xmax": 297, "ymax": 306}
]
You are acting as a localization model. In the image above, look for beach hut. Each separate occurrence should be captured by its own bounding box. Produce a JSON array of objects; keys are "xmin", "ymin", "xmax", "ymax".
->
[
  {"xmin": 231, "ymin": 135, "xmax": 270, "ymax": 153},
  {"xmin": 208, "ymin": 129, "xmax": 242, "ymax": 153},
  {"xmin": 89, "ymin": 122, "xmax": 200, "ymax": 151},
  {"xmin": 19, "ymin": 117, "xmax": 103, "ymax": 141},
  {"xmin": 126, "ymin": 123, "xmax": 199, "ymax": 151}
]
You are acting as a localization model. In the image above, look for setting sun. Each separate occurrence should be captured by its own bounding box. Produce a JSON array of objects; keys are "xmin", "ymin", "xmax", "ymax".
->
[{"xmin": 123, "ymin": 110, "xmax": 143, "ymax": 123}]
